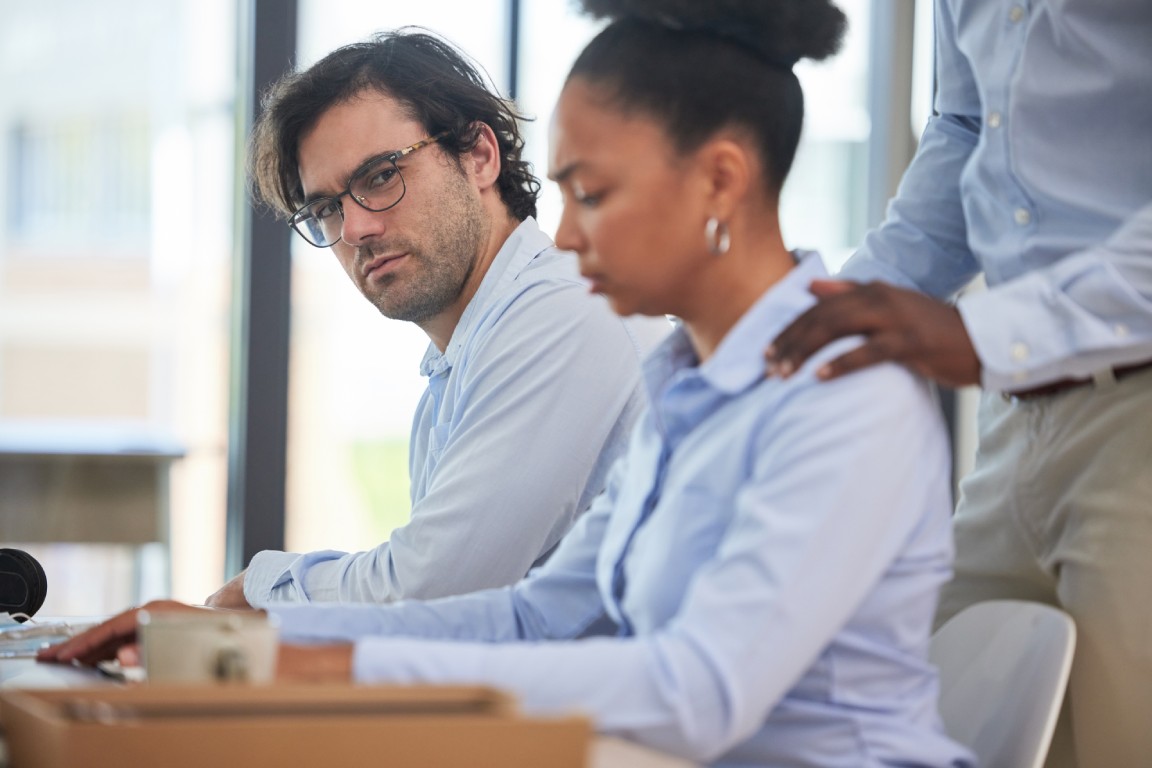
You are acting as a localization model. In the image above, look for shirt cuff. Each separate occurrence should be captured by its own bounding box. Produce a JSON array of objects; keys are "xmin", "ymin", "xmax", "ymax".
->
[
  {"xmin": 957, "ymin": 288, "xmax": 1049, "ymax": 391},
  {"xmin": 243, "ymin": 550, "xmax": 304, "ymax": 607}
]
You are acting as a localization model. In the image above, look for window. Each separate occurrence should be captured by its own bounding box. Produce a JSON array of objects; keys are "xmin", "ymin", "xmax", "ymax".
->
[
  {"xmin": 286, "ymin": 0, "xmax": 510, "ymax": 556},
  {"xmin": 2, "ymin": 1, "xmax": 937, "ymax": 609},
  {"xmin": 282, "ymin": 0, "xmax": 926, "ymax": 559},
  {"xmin": 0, "ymin": 0, "xmax": 237, "ymax": 613},
  {"xmin": 6, "ymin": 115, "xmax": 150, "ymax": 249}
]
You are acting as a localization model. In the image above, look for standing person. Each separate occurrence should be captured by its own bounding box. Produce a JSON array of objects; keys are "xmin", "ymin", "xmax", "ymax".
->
[
  {"xmin": 45, "ymin": 2, "xmax": 972, "ymax": 764},
  {"xmin": 765, "ymin": 2, "xmax": 1152, "ymax": 765},
  {"xmin": 207, "ymin": 30, "xmax": 669, "ymax": 608}
]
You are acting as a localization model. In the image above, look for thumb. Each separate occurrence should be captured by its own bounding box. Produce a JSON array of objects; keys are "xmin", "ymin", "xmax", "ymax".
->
[
  {"xmin": 808, "ymin": 279, "xmax": 856, "ymax": 298},
  {"xmin": 117, "ymin": 643, "xmax": 142, "ymax": 668}
]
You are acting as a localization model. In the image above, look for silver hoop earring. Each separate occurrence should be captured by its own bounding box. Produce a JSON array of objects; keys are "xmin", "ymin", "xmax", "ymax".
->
[{"xmin": 705, "ymin": 217, "xmax": 730, "ymax": 256}]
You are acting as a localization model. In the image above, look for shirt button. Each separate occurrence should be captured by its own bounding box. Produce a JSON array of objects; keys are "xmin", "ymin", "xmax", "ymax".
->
[
  {"xmin": 1009, "ymin": 6, "xmax": 1026, "ymax": 22},
  {"xmin": 988, "ymin": 111, "xmax": 1002, "ymax": 128},
  {"xmin": 1115, "ymin": 323, "xmax": 1130, "ymax": 337},
  {"xmin": 1011, "ymin": 342, "xmax": 1029, "ymax": 362},
  {"xmin": 1014, "ymin": 208, "xmax": 1031, "ymax": 226}
]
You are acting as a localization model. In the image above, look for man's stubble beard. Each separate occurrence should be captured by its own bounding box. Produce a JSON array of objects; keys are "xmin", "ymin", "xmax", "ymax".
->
[{"xmin": 359, "ymin": 172, "xmax": 488, "ymax": 324}]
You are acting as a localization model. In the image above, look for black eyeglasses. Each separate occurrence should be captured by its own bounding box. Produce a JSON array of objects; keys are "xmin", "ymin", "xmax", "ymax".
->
[{"xmin": 288, "ymin": 132, "xmax": 448, "ymax": 248}]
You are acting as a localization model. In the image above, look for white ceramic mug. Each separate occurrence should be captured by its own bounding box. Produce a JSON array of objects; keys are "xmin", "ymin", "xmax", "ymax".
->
[{"xmin": 138, "ymin": 609, "xmax": 280, "ymax": 684}]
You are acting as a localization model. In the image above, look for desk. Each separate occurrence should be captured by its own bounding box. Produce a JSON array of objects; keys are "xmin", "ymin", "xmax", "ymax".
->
[
  {"xmin": 0, "ymin": 657, "xmax": 696, "ymax": 768},
  {"xmin": 0, "ymin": 425, "xmax": 184, "ymax": 601},
  {"xmin": 0, "ymin": 657, "xmax": 111, "ymax": 690}
]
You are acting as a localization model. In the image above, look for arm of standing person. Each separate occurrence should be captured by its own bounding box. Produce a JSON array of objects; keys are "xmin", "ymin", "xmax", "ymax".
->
[
  {"xmin": 767, "ymin": 200, "xmax": 1152, "ymax": 390},
  {"xmin": 239, "ymin": 281, "xmax": 653, "ymax": 606},
  {"xmin": 766, "ymin": 0, "xmax": 1152, "ymax": 390},
  {"xmin": 766, "ymin": 0, "xmax": 981, "ymax": 386},
  {"xmin": 954, "ymin": 204, "xmax": 1152, "ymax": 390}
]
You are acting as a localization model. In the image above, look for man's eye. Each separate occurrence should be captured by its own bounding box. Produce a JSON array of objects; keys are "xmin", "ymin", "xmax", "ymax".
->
[
  {"xmin": 313, "ymin": 200, "xmax": 340, "ymax": 220},
  {"xmin": 365, "ymin": 166, "xmax": 399, "ymax": 190}
]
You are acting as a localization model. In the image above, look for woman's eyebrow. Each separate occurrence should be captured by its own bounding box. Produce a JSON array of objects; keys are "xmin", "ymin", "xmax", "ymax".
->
[{"xmin": 548, "ymin": 160, "xmax": 584, "ymax": 183}]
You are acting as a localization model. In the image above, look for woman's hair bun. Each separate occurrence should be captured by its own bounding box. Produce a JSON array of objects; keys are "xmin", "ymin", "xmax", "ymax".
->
[{"xmin": 577, "ymin": 0, "xmax": 846, "ymax": 64}]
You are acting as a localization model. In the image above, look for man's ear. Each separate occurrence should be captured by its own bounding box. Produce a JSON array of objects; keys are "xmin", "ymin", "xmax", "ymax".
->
[
  {"xmin": 697, "ymin": 138, "xmax": 752, "ymax": 222},
  {"xmin": 463, "ymin": 121, "xmax": 503, "ymax": 191}
]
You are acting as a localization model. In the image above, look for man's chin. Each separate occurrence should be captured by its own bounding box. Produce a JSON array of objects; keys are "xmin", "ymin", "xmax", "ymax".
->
[{"xmin": 370, "ymin": 294, "xmax": 443, "ymax": 325}]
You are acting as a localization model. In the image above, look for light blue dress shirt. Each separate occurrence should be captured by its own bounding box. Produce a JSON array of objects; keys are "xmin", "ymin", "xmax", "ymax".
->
[
  {"xmin": 271, "ymin": 253, "xmax": 973, "ymax": 767},
  {"xmin": 843, "ymin": 0, "xmax": 1152, "ymax": 391},
  {"xmin": 245, "ymin": 218, "xmax": 670, "ymax": 604}
]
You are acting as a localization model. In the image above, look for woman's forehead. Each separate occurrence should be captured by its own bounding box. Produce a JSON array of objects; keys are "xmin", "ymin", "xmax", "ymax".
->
[{"xmin": 549, "ymin": 80, "xmax": 673, "ymax": 179}]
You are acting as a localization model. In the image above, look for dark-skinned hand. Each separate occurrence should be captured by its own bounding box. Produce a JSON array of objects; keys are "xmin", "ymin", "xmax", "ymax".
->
[
  {"xmin": 765, "ymin": 280, "xmax": 982, "ymax": 388},
  {"xmin": 36, "ymin": 600, "xmax": 216, "ymax": 668}
]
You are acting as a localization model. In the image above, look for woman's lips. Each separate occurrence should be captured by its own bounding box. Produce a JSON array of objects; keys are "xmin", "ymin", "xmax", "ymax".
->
[{"xmin": 581, "ymin": 272, "xmax": 607, "ymax": 294}]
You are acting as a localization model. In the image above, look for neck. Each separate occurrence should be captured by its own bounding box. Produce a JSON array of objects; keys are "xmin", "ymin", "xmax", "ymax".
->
[
  {"xmin": 419, "ymin": 210, "xmax": 522, "ymax": 352},
  {"xmin": 681, "ymin": 216, "xmax": 793, "ymax": 362}
]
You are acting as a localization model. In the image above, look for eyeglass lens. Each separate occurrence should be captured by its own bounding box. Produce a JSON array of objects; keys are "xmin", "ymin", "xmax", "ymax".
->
[{"xmin": 294, "ymin": 156, "xmax": 407, "ymax": 247}]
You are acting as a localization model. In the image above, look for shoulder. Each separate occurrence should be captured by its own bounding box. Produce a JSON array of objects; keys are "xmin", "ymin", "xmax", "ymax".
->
[
  {"xmin": 754, "ymin": 336, "xmax": 946, "ymax": 453},
  {"xmin": 470, "ymin": 245, "xmax": 668, "ymax": 358}
]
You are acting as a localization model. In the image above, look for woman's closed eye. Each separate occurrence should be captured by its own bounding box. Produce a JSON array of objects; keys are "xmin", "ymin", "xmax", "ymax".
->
[{"xmin": 572, "ymin": 181, "xmax": 603, "ymax": 206}]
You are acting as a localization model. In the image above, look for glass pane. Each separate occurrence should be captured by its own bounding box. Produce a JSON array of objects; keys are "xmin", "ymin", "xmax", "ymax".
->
[
  {"xmin": 288, "ymin": 0, "xmax": 509, "ymax": 555},
  {"xmin": 0, "ymin": 0, "xmax": 236, "ymax": 613},
  {"xmin": 517, "ymin": 3, "xmax": 605, "ymax": 237},
  {"xmin": 519, "ymin": 0, "xmax": 876, "ymax": 270},
  {"xmin": 782, "ymin": 0, "xmax": 872, "ymax": 271},
  {"xmin": 285, "ymin": 0, "xmax": 927, "ymax": 562}
]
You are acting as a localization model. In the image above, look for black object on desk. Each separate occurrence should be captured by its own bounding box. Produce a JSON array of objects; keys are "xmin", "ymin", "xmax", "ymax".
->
[{"xmin": 0, "ymin": 549, "xmax": 46, "ymax": 620}]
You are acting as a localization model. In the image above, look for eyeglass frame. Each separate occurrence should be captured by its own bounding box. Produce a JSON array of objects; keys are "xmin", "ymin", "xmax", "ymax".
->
[{"xmin": 288, "ymin": 130, "xmax": 449, "ymax": 248}]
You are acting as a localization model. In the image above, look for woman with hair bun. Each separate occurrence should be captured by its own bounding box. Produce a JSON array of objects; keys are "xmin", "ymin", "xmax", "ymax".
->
[{"xmin": 49, "ymin": 3, "xmax": 973, "ymax": 764}]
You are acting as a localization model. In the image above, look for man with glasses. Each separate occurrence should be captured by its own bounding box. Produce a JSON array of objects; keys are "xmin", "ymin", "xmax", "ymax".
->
[{"xmin": 206, "ymin": 29, "xmax": 668, "ymax": 608}]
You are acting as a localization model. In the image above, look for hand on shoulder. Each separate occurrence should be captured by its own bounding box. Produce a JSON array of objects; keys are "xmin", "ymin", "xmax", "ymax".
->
[{"xmin": 766, "ymin": 280, "xmax": 981, "ymax": 388}]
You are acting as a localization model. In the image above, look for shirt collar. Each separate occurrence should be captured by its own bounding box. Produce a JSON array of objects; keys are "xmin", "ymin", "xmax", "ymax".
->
[
  {"xmin": 419, "ymin": 218, "xmax": 554, "ymax": 377},
  {"xmin": 643, "ymin": 250, "xmax": 828, "ymax": 398}
]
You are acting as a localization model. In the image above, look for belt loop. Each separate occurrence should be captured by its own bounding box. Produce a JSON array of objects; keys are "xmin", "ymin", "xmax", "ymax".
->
[{"xmin": 1092, "ymin": 366, "xmax": 1118, "ymax": 391}]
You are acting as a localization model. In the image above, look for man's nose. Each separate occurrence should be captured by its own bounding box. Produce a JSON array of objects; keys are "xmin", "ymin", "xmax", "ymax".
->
[{"xmin": 338, "ymin": 196, "xmax": 388, "ymax": 246}]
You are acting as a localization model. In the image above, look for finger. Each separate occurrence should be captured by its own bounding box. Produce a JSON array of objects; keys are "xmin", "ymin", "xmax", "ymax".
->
[
  {"xmin": 767, "ymin": 291, "xmax": 877, "ymax": 376},
  {"xmin": 117, "ymin": 643, "xmax": 141, "ymax": 668},
  {"xmin": 74, "ymin": 636, "xmax": 137, "ymax": 667},
  {"xmin": 814, "ymin": 341, "xmax": 891, "ymax": 381},
  {"xmin": 42, "ymin": 631, "xmax": 126, "ymax": 667},
  {"xmin": 807, "ymin": 279, "xmax": 856, "ymax": 298},
  {"xmin": 49, "ymin": 611, "xmax": 139, "ymax": 664}
]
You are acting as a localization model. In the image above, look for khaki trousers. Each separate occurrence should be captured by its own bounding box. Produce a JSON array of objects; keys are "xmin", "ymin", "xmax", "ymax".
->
[{"xmin": 936, "ymin": 366, "xmax": 1152, "ymax": 768}]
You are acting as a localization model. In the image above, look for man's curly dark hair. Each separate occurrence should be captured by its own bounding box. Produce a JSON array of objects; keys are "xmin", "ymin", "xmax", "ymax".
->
[{"xmin": 249, "ymin": 28, "xmax": 539, "ymax": 221}]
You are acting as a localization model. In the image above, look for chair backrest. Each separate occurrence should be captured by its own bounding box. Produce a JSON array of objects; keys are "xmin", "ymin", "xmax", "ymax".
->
[{"xmin": 929, "ymin": 600, "xmax": 1075, "ymax": 768}]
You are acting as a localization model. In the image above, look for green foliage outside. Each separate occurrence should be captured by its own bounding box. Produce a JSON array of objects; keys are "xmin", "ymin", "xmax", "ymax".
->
[{"xmin": 349, "ymin": 439, "xmax": 412, "ymax": 540}]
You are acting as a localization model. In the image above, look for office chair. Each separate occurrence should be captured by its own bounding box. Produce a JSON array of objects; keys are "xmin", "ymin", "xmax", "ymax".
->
[{"xmin": 930, "ymin": 599, "xmax": 1076, "ymax": 768}]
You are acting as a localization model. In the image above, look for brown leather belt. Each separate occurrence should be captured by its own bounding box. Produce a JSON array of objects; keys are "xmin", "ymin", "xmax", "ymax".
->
[{"xmin": 1005, "ymin": 359, "xmax": 1152, "ymax": 400}]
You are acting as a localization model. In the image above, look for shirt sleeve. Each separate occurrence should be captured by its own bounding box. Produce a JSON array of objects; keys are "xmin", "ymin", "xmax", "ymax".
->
[
  {"xmin": 956, "ymin": 203, "xmax": 1152, "ymax": 390},
  {"xmin": 268, "ymin": 458, "xmax": 628, "ymax": 643},
  {"xmin": 277, "ymin": 360, "xmax": 952, "ymax": 764},
  {"xmin": 842, "ymin": 0, "xmax": 1152, "ymax": 390},
  {"xmin": 245, "ymin": 281, "xmax": 653, "ymax": 606},
  {"xmin": 839, "ymin": 0, "xmax": 982, "ymax": 298}
]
